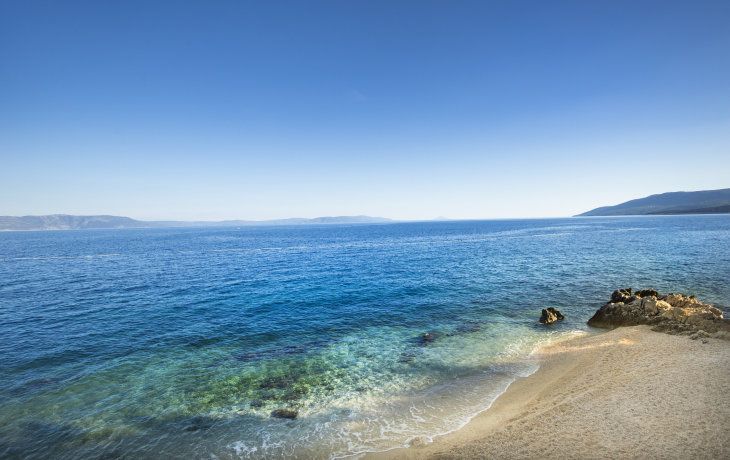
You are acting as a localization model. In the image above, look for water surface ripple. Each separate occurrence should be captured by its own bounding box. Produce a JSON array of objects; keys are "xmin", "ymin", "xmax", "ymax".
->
[{"xmin": 1, "ymin": 216, "xmax": 729, "ymax": 458}]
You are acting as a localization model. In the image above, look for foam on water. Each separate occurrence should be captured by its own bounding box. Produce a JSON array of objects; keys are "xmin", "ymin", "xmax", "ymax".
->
[{"xmin": 0, "ymin": 319, "xmax": 579, "ymax": 458}]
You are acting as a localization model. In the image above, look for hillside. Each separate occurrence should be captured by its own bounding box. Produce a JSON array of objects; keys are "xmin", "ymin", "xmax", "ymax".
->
[
  {"xmin": 0, "ymin": 214, "xmax": 393, "ymax": 231},
  {"xmin": 0, "ymin": 215, "xmax": 147, "ymax": 231},
  {"xmin": 578, "ymin": 188, "xmax": 730, "ymax": 216}
]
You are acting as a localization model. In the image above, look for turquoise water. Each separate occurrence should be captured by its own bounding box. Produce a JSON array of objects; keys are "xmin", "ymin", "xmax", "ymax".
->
[{"xmin": 1, "ymin": 216, "xmax": 729, "ymax": 458}]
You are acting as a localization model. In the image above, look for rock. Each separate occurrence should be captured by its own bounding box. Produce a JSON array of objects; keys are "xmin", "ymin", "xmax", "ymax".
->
[
  {"xmin": 645, "ymin": 298, "xmax": 671, "ymax": 315},
  {"xmin": 270, "ymin": 409, "xmax": 298, "ymax": 419},
  {"xmin": 539, "ymin": 307, "xmax": 564, "ymax": 325},
  {"xmin": 641, "ymin": 297, "xmax": 657, "ymax": 314},
  {"xmin": 249, "ymin": 399, "xmax": 264, "ymax": 409},
  {"xmin": 611, "ymin": 288, "xmax": 633, "ymax": 303},
  {"xmin": 539, "ymin": 309, "xmax": 557, "ymax": 324},
  {"xmin": 418, "ymin": 332, "xmax": 438, "ymax": 345},
  {"xmin": 588, "ymin": 289, "xmax": 730, "ymax": 339},
  {"xmin": 550, "ymin": 307, "xmax": 565, "ymax": 320},
  {"xmin": 398, "ymin": 352, "xmax": 416, "ymax": 364},
  {"xmin": 259, "ymin": 375, "xmax": 291, "ymax": 390},
  {"xmin": 183, "ymin": 416, "xmax": 214, "ymax": 432}
]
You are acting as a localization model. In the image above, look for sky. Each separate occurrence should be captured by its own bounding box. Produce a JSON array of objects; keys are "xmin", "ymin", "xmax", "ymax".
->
[{"xmin": 1, "ymin": 0, "xmax": 729, "ymax": 221}]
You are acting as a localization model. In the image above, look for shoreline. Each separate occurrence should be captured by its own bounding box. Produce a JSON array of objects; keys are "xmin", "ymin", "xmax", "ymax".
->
[
  {"xmin": 365, "ymin": 325, "xmax": 730, "ymax": 459},
  {"xmin": 335, "ymin": 330, "xmax": 588, "ymax": 460}
]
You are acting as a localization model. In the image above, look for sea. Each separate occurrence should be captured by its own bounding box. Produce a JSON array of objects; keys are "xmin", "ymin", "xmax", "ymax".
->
[{"xmin": 1, "ymin": 216, "xmax": 729, "ymax": 459}]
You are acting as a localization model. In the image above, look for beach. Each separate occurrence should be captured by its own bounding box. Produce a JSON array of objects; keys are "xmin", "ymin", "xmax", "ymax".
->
[{"xmin": 368, "ymin": 325, "xmax": 730, "ymax": 459}]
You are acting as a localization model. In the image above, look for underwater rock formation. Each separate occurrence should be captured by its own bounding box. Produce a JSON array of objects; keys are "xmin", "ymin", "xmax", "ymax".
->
[{"xmin": 270, "ymin": 409, "xmax": 298, "ymax": 419}]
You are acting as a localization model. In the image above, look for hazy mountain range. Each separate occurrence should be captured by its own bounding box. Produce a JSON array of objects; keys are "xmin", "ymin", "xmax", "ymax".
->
[
  {"xmin": 578, "ymin": 188, "xmax": 730, "ymax": 216},
  {"xmin": 0, "ymin": 215, "xmax": 393, "ymax": 231},
  {"xmin": 3, "ymin": 188, "xmax": 729, "ymax": 230}
]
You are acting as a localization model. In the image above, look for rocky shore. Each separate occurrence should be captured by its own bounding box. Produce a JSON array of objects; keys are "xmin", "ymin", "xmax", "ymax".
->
[{"xmin": 588, "ymin": 288, "xmax": 729, "ymax": 339}]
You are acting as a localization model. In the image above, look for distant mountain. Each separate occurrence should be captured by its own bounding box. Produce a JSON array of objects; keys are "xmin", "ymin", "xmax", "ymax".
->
[
  {"xmin": 0, "ymin": 214, "xmax": 393, "ymax": 231},
  {"xmin": 577, "ymin": 188, "xmax": 730, "ymax": 216},
  {"xmin": 215, "ymin": 216, "xmax": 393, "ymax": 226},
  {"xmin": 0, "ymin": 215, "xmax": 148, "ymax": 231}
]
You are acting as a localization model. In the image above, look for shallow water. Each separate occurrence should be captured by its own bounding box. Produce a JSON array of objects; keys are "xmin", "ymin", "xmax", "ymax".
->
[{"xmin": 1, "ymin": 216, "xmax": 729, "ymax": 458}]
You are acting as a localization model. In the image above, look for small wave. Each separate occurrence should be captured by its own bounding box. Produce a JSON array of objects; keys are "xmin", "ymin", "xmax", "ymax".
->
[{"xmin": 217, "ymin": 328, "xmax": 584, "ymax": 459}]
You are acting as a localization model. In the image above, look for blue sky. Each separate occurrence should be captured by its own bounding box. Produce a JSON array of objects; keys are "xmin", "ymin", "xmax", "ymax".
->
[{"xmin": 1, "ymin": 1, "xmax": 729, "ymax": 220}]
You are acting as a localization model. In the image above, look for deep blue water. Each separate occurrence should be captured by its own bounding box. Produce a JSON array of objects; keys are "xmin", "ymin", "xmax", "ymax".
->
[{"xmin": 1, "ymin": 216, "xmax": 729, "ymax": 458}]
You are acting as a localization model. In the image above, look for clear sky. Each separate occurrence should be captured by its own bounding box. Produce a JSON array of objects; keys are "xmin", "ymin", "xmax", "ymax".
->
[{"xmin": 1, "ymin": 1, "xmax": 729, "ymax": 220}]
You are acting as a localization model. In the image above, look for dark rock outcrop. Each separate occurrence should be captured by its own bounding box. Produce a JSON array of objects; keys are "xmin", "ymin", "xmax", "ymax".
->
[
  {"xmin": 588, "ymin": 289, "xmax": 729, "ymax": 339},
  {"xmin": 635, "ymin": 289, "xmax": 659, "ymax": 298},
  {"xmin": 539, "ymin": 307, "xmax": 565, "ymax": 325},
  {"xmin": 611, "ymin": 288, "xmax": 633, "ymax": 303},
  {"xmin": 539, "ymin": 309, "xmax": 557, "ymax": 324},
  {"xmin": 551, "ymin": 307, "xmax": 565, "ymax": 321},
  {"xmin": 418, "ymin": 332, "xmax": 438, "ymax": 345},
  {"xmin": 271, "ymin": 409, "xmax": 298, "ymax": 419}
]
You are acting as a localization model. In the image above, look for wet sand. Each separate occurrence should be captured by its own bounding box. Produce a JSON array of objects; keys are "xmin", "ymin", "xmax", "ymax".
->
[{"xmin": 367, "ymin": 326, "xmax": 730, "ymax": 459}]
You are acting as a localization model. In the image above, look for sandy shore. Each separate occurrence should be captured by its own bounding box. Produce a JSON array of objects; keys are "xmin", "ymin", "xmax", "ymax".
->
[{"xmin": 367, "ymin": 326, "xmax": 729, "ymax": 459}]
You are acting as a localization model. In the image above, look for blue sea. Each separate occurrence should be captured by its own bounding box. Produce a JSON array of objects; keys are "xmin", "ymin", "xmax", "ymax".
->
[{"xmin": 1, "ymin": 216, "xmax": 729, "ymax": 459}]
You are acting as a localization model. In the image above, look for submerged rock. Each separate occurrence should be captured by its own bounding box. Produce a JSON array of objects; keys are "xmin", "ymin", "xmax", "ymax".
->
[
  {"xmin": 588, "ymin": 289, "xmax": 729, "ymax": 338},
  {"xmin": 183, "ymin": 416, "xmax": 214, "ymax": 432},
  {"xmin": 539, "ymin": 307, "xmax": 565, "ymax": 325},
  {"xmin": 398, "ymin": 351, "xmax": 416, "ymax": 364},
  {"xmin": 249, "ymin": 399, "xmax": 265, "ymax": 409},
  {"xmin": 270, "ymin": 409, "xmax": 298, "ymax": 419},
  {"xmin": 418, "ymin": 332, "xmax": 438, "ymax": 345},
  {"xmin": 259, "ymin": 375, "xmax": 292, "ymax": 390}
]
